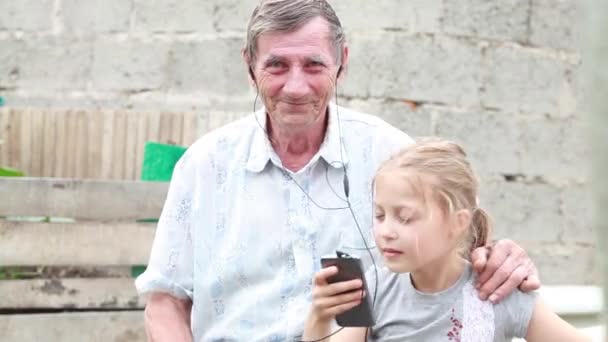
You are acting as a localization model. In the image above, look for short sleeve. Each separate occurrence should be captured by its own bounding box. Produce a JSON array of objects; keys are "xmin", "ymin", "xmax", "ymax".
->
[
  {"xmin": 135, "ymin": 149, "xmax": 196, "ymax": 300},
  {"xmin": 494, "ymin": 289, "xmax": 539, "ymax": 338}
]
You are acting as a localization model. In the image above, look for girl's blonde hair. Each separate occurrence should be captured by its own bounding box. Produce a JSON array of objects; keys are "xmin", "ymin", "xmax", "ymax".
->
[{"xmin": 376, "ymin": 137, "xmax": 491, "ymax": 257}]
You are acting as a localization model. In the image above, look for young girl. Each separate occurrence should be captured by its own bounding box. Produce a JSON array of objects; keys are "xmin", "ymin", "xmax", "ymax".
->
[{"xmin": 302, "ymin": 138, "xmax": 591, "ymax": 341}]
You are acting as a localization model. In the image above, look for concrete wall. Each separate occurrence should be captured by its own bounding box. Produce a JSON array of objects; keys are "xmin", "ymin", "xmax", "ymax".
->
[{"xmin": 0, "ymin": 0, "xmax": 594, "ymax": 284}]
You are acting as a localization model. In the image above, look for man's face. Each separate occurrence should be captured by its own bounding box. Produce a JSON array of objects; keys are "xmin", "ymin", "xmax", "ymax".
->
[{"xmin": 250, "ymin": 17, "xmax": 344, "ymax": 133}]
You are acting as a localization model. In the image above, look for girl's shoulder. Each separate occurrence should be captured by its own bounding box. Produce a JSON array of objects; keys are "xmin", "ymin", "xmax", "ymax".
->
[{"xmin": 460, "ymin": 269, "xmax": 537, "ymax": 340}]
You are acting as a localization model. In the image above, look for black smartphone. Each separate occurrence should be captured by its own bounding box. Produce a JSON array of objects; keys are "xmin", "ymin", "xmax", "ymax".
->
[{"xmin": 320, "ymin": 251, "xmax": 375, "ymax": 327}]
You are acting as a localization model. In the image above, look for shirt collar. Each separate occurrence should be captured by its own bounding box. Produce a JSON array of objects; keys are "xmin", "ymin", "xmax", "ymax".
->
[
  {"xmin": 245, "ymin": 103, "xmax": 349, "ymax": 173},
  {"xmin": 319, "ymin": 103, "xmax": 350, "ymax": 169}
]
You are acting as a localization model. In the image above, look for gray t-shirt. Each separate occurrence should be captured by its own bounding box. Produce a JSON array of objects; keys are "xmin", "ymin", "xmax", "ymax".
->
[{"xmin": 365, "ymin": 262, "xmax": 537, "ymax": 342}]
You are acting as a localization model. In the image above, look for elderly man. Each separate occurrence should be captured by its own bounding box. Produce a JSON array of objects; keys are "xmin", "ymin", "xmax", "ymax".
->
[{"xmin": 136, "ymin": 0, "xmax": 540, "ymax": 341}]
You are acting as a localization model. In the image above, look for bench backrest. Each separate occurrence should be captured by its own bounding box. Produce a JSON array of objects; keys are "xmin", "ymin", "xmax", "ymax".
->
[{"xmin": 0, "ymin": 108, "xmax": 198, "ymax": 180}]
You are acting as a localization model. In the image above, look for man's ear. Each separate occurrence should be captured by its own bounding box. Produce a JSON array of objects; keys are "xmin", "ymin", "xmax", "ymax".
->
[
  {"xmin": 242, "ymin": 49, "xmax": 256, "ymax": 87},
  {"xmin": 337, "ymin": 44, "xmax": 349, "ymax": 81}
]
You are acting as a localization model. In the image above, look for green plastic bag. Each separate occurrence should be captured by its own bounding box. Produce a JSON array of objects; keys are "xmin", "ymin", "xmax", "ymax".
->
[
  {"xmin": 141, "ymin": 142, "xmax": 187, "ymax": 182},
  {"xmin": 0, "ymin": 167, "xmax": 24, "ymax": 177}
]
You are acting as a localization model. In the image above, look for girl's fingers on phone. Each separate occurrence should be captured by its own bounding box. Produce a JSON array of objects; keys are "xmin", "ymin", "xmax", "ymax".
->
[
  {"xmin": 325, "ymin": 299, "xmax": 363, "ymax": 317},
  {"xmin": 313, "ymin": 266, "xmax": 339, "ymax": 286},
  {"xmin": 326, "ymin": 278, "xmax": 362, "ymax": 295},
  {"xmin": 316, "ymin": 288, "xmax": 365, "ymax": 309},
  {"xmin": 314, "ymin": 278, "xmax": 363, "ymax": 301}
]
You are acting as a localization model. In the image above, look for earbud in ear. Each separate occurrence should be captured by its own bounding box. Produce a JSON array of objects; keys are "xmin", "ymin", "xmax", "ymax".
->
[{"xmin": 337, "ymin": 65, "xmax": 343, "ymax": 78}]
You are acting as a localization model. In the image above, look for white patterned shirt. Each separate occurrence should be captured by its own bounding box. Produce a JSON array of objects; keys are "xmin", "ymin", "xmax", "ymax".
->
[{"xmin": 136, "ymin": 103, "xmax": 412, "ymax": 341}]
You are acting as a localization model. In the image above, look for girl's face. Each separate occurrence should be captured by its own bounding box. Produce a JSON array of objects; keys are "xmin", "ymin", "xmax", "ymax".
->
[{"xmin": 373, "ymin": 170, "xmax": 461, "ymax": 273}]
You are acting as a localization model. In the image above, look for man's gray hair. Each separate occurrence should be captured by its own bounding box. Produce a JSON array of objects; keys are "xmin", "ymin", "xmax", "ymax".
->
[{"xmin": 245, "ymin": 0, "xmax": 346, "ymax": 66}]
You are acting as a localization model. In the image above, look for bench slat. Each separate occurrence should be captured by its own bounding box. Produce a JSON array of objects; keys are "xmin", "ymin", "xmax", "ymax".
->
[
  {"xmin": 0, "ymin": 177, "xmax": 168, "ymax": 219},
  {"xmin": 0, "ymin": 312, "xmax": 145, "ymax": 342},
  {"xmin": 539, "ymin": 285, "xmax": 604, "ymax": 315},
  {"xmin": 0, "ymin": 278, "xmax": 145, "ymax": 309},
  {"xmin": 0, "ymin": 221, "xmax": 155, "ymax": 266}
]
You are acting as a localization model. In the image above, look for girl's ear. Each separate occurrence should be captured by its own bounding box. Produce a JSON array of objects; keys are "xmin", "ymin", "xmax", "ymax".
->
[{"xmin": 451, "ymin": 209, "xmax": 471, "ymax": 238}]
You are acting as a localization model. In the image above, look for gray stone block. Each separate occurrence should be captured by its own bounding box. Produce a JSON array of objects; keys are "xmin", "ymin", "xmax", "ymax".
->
[
  {"xmin": 134, "ymin": 0, "xmax": 215, "ymax": 33},
  {"xmin": 408, "ymin": 0, "xmax": 444, "ymax": 33},
  {"xmin": 16, "ymin": 38, "xmax": 91, "ymax": 91},
  {"xmin": 330, "ymin": 0, "xmax": 428, "ymax": 33},
  {"xmin": 480, "ymin": 179, "xmax": 564, "ymax": 243},
  {"xmin": 520, "ymin": 115, "xmax": 588, "ymax": 180},
  {"xmin": 442, "ymin": 0, "xmax": 529, "ymax": 42},
  {"xmin": 559, "ymin": 117, "xmax": 589, "ymax": 181},
  {"xmin": 0, "ymin": 38, "xmax": 23, "ymax": 88},
  {"xmin": 213, "ymin": 0, "xmax": 259, "ymax": 32},
  {"xmin": 0, "ymin": 0, "xmax": 53, "ymax": 31},
  {"xmin": 344, "ymin": 34, "xmax": 482, "ymax": 107},
  {"xmin": 434, "ymin": 109, "xmax": 522, "ymax": 175},
  {"xmin": 521, "ymin": 241, "xmax": 598, "ymax": 285},
  {"xmin": 91, "ymin": 39, "xmax": 169, "ymax": 91},
  {"xmin": 558, "ymin": 67, "xmax": 581, "ymax": 118},
  {"xmin": 335, "ymin": 0, "xmax": 443, "ymax": 34},
  {"xmin": 168, "ymin": 38, "xmax": 250, "ymax": 96},
  {"xmin": 481, "ymin": 45, "xmax": 568, "ymax": 114},
  {"xmin": 340, "ymin": 98, "xmax": 433, "ymax": 138},
  {"xmin": 518, "ymin": 115, "xmax": 565, "ymax": 178},
  {"xmin": 561, "ymin": 183, "xmax": 593, "ymax": 244},
  {"xmin": 61, "ymin": 0, "xmax": 131, "ymax": 34},
  {"xmin": 336, "ymin": 36, "xmax": 374, "ymax": 99},
  {"xmin": 434, "ymin": 109, "xmax": 587, "ymax": 181},
  {"xmin": 530, "ymin": 0, "xmax": 582, "ymax": 51}
]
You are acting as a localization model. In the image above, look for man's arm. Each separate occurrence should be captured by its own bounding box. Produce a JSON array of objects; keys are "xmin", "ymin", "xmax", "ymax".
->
[
  {"xmin": 470, "ymin": 239, "xmax": 541, "ymax": 303},
  {"xmin": 145, "ymin": 293, "xmax": 193, "ymax": 342},
  {"xmin": 136, "ymin": 148, "xmax": 198, "ymax": 340}
]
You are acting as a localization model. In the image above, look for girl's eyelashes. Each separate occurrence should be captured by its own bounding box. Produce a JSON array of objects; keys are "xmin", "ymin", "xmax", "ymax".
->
[
  {"xmin": 373, "ymin": 212, "xmax": 414, "ymax": 224},
  {"xmin": 397, "ymin": 216, "xmax": 410, "ymax": 224},
  {"xmin": 396, "ymin": 208, "xmax": 416, "ymax": 223},
  {"xmin": 373, "ymin": 206, "xmax": 419, "ymax": 224},
  {"xmin": 374, "ymin": 212, "xmax": 385, "ymax": 221}
]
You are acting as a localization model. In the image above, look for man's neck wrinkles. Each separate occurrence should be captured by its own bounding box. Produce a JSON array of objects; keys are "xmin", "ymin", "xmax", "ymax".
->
[
  {"xmin": 271, "ymin": 129, "xmax": 325, "ymax": 171},
  {"xmin": 276, "ymin": 134, "xmax": 318, "ymax": 155}
]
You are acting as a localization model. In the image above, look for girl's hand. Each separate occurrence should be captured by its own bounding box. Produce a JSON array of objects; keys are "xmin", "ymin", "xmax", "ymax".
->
[
  {"xmin": 309, "ymin": 266, "xmax": 365, "ymax": 322},
  {"xmin": 302, "ymin": 266, "xmax": 366, "ymax": 341}
]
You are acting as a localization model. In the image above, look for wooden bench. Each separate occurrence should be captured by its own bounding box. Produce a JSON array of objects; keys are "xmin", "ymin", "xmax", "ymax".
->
[{"xmin": 0, "ymin": 177, "xmax": 168, "ymax": 341}]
